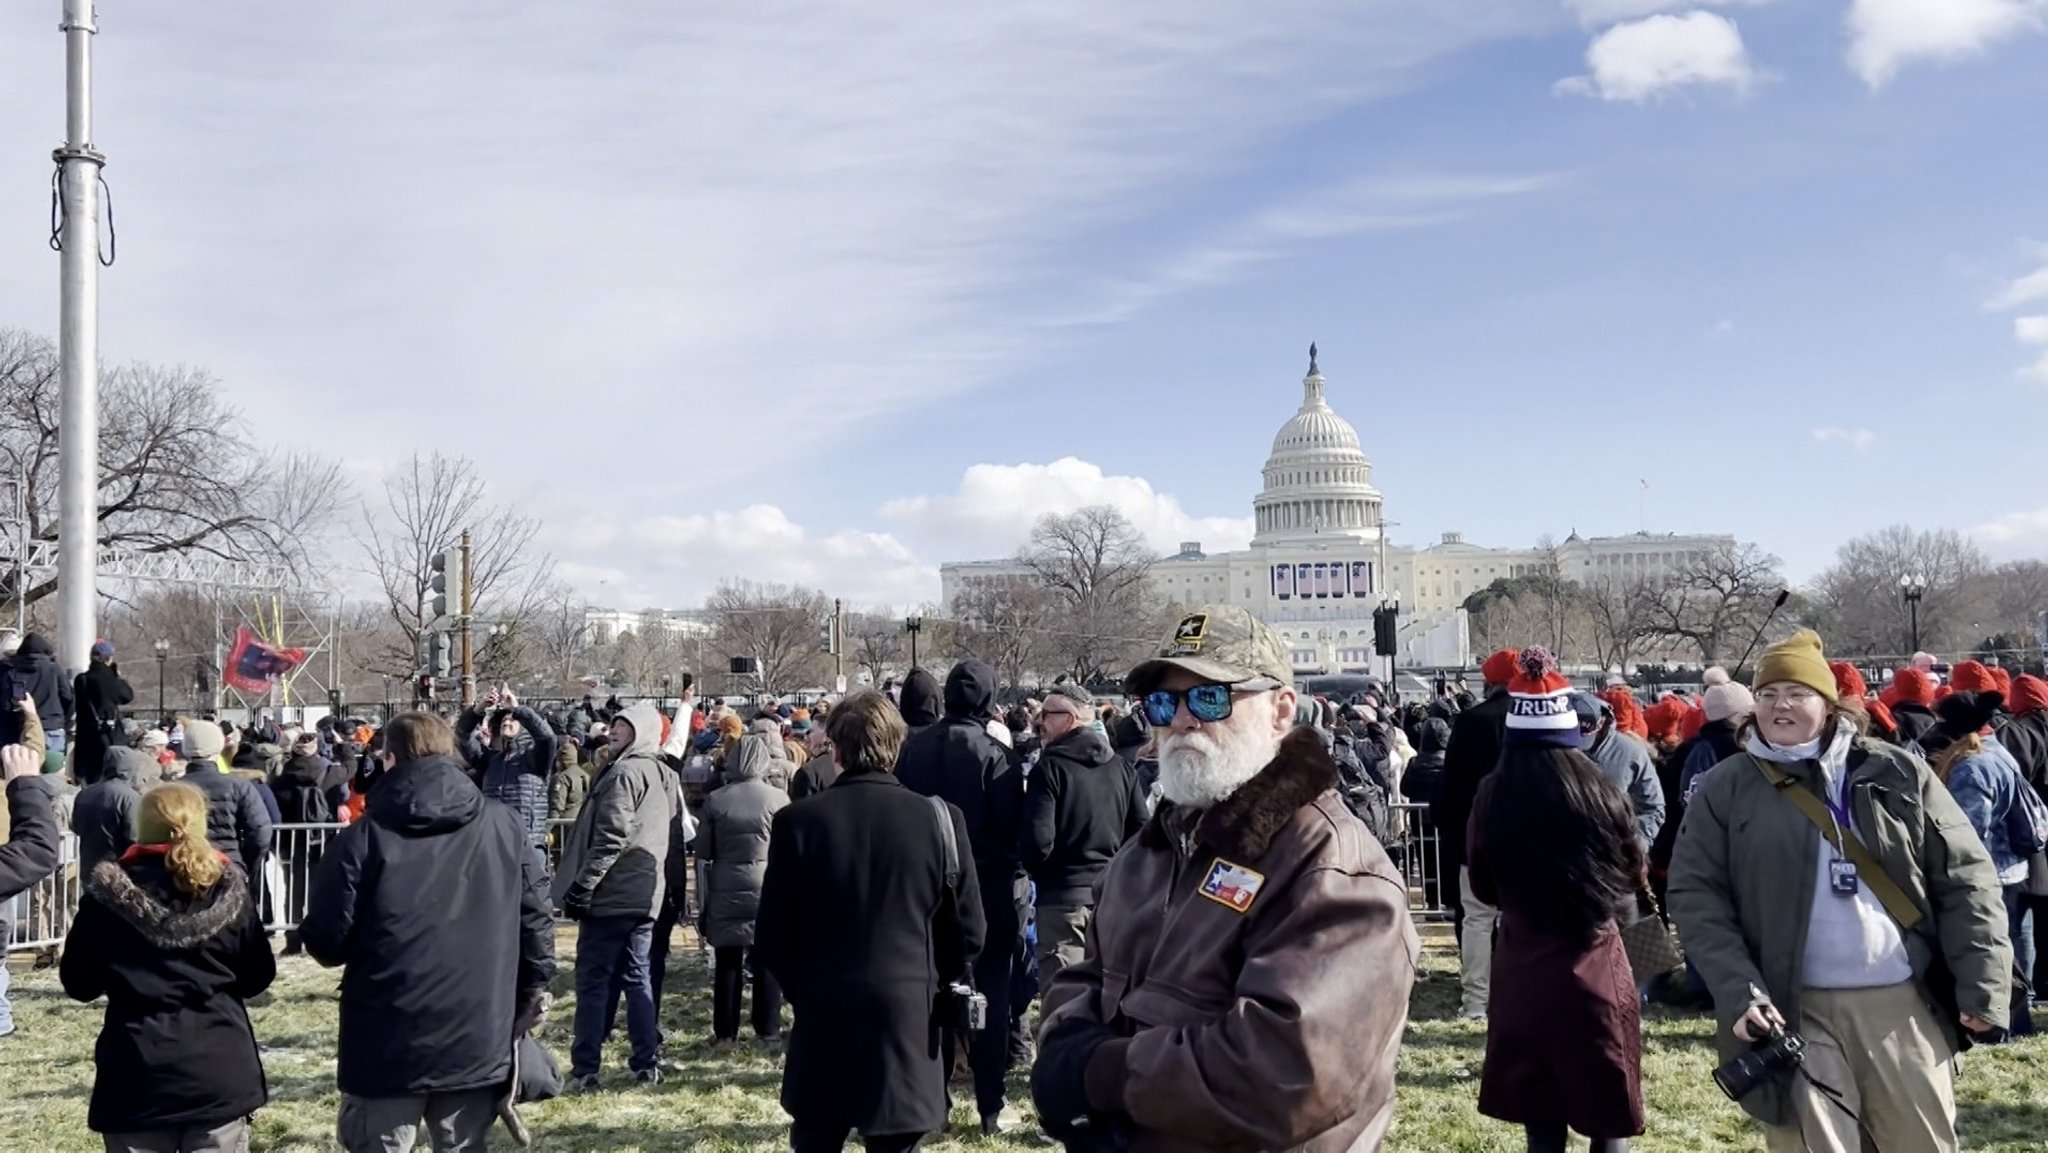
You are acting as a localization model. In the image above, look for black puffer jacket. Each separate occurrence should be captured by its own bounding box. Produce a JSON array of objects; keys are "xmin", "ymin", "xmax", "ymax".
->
[
  {"xmin": 60, "ymin": 856, "xmax": 273, "ymax": 1135},
  {"xmin": 1022, "ymin": 728, "xmax": 1145, "ymax": 906},
  {"xmin": 72, "ymin": 748, "xmax": 152, "ymax": 874},
  {"xmin": 458, "ymin": 705, "xmax": 560, "ymax": 848},
  {"xmin": 1400, "ymin": 716, "xmax": 1451, "ymax": 805},
  {"xmin": 273, "ymin": 753, "xmax": 335, "ymax": 824},
  {"xmin": 301, "ymin": 755, "xmax": 555, "ymax": 1098},
  {"xmin": 178, "ymin": 763, "xmax": 273, "ymax": 874},
  {"xmin": 73, "ymin": 661, "xmax": 135, "ymax": 784}
]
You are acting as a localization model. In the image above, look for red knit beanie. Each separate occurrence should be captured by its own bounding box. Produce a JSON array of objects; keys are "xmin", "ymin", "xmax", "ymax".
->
[
  {"xmin": 1890, "ymin": 668, "xmax": 1934, "ymax": 707},
  {"xmin": 1481, "ymin": 649, "xmax": 1522, "ymax": 687},
  {"xmin": 1949, "ymin": 661, "xmax": 1997, "ymax": 694},
  {"xmin": 1990, "ymin": 668, "xmax": 2013, "ymax": 697},
  {"xmin": 1829, "ymin": 661, "xmax": 1869, "ymax": 700}
]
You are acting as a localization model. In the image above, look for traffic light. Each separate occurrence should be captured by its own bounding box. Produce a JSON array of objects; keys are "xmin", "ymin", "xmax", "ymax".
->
[
  {"xmin": 429, "ymin": 550, "xmax": 449, "ymax": 619},
  {"xmin": 819, "ymin": 617, "xmax": 839, "ymax": 655},
  {"xmin": 1373, "ymin": 604, "xmax": 1398, "ymax": 657},
  {"xmin": 429, "ymin": 632, "xmax": 453, "ymax": 678}
]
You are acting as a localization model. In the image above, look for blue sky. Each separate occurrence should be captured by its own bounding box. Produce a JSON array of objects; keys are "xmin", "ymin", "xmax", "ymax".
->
[{"xmin": 1, "ymin": 1, "xmax": 2044, "ymax": 609}]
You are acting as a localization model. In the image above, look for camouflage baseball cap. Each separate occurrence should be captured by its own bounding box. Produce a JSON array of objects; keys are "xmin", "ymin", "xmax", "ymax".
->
[{"xmin": 1123, "ymin": 606, "xmax": 1294, "ymax": 695}]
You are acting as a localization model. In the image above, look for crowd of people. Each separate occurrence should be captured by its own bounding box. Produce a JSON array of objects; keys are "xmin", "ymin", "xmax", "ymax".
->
[{"xmin": 2, "ymin": 611, "xmax": 2045, "ymax": 1152}]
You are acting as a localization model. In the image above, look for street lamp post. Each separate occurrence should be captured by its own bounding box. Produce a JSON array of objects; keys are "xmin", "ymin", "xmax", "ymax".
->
[
  {"xmin": 1899, "ymin": 573, "xmax": 1927, "ymax": 654},
  {"xmin": 153, "ymin": 639, "xmax": 169, "ymax": 722},
  {"xmin": 905, "ymin": 615, "xmax": 925, "ymax": 671}
]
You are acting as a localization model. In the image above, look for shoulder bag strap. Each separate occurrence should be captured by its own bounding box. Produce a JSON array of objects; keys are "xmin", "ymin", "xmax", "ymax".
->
[
  {"xmin": 1748, "ymin": 755, "xmax": 1923, "ymax": 932},
  {"xmin": 928, "ymin": 795, "xmax": 959, "ymax": 890}
]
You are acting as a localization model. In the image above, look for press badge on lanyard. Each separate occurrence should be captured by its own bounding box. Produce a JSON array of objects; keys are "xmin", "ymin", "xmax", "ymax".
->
[{"xmin": 1824, "ymin": 785, "xmax": 1858, "ymax": 897}]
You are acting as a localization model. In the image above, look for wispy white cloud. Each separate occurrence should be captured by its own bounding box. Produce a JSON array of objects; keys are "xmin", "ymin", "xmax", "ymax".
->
[
  {"xmin": 1561, "ymin": 0, "xmax": 1776, "ymax": 28},
  {"xmin": 1812, "ymin": 426, "xmax": 1878, "ymax": 451},
  {"xmin": 1969, "ymin": 507, "xmax": 2048, "ymax": 554},
  {"xmin": 1056, "ymin": 171, "xmax": 1562, "ymax": 326},
  {"xmin": 1713, "ymin": 318, "xmax": 1737, "ymax": 336},
  {"xmin": 1557, "ymin": 12, "xmax": 1761, "ymax": 102},
  {"xmin": 1987, "ymin": 253, "xmax": 2048, "ymax": 381},
  {"xmin": 1846, "ymin": 0, "xmax": 2048, "ymax": 88}
]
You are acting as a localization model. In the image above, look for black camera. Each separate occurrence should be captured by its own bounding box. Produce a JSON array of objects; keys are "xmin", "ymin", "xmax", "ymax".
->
[
  {"xmin": 943, "ymin": 982, "xmax": 989, "ymax": 1032},
  {"xmin": 1713, "ymin": 1025, "xmax": 1806, "ymax": 1101}
]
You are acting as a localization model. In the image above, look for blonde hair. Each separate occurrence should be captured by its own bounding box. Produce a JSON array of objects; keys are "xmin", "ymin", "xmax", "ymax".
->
[
  {"xmin": 1931, "ymin": 733, "xmax": 1983, "ymax": 784},
  {"xmin": 135, "ymin": 783, "xmax": 223, "ymax": 896}
]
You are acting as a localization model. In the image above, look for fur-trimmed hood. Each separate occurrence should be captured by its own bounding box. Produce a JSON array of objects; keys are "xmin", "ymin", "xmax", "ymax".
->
[
  {"xmin": 86, "ymin": 858, "xmax": 248, "ymax": 951},
  {"xmin": 1139, "ymin": 727, "xmax": 1340, "ymax": 860}
]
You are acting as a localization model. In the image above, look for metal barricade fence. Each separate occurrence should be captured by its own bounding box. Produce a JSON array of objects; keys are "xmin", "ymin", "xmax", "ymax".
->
[
  {"xmin": 1389, "ymin": 802, "xmax": 1454, "ymax": 921},
  {"xmin": 3, "ymin": 831, "xmax": 82, "ymax": 954}
]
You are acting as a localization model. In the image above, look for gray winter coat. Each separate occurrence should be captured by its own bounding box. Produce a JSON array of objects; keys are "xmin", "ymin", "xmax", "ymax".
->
[
  {"xmin": 72, "ymin": 747, "xmax": 155, "ymax": 874},
  {"xmin": 695, "ymin": 735, "xmax": 789, "ymax": 948},
  {"xmin": 1585, "ymin": 724, "xmax": 1667, "ymax": 852},
  {"xmin": 553, "ymin": 702, "xmax": 675, "ymax": 921}
]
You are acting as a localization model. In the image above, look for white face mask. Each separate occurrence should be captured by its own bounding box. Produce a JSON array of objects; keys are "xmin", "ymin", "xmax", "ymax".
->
[{"xmin": 1156, "ymin": 693, "xmax": 1279, "ymax": 810}]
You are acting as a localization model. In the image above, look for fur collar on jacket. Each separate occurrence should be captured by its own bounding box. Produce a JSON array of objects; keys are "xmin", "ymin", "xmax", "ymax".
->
[
  {"xmin": 1139, "ymin": 727, "xmax": 1339, "ymax": 861},
  {"xmin": 86, "ymin": 859, "xmax": 248, "ymax": 950}
]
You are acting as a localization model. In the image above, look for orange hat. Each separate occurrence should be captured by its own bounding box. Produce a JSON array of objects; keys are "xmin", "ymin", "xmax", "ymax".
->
[
  {"xmin": 718, "ymin": 714, "xmax": 745, "ymax": 739},
  {"xmin": 1990, "ymin": 668, "xmax": 2013, "ymax": 697},
  {"xmin": 1599, "ymin": 686, "xmax": 1648, "ymax": 739},
  {"xmin": 1829, "ymin": 661, "xmax": 1869, "ymax": 701},
  {"xmin": 1864, "ymin": 698, "xmax": 1898, "ymax": 737},
  {"xmin": 1679, "ymin": 701, "xmax": 1707, "ymax": 742},
  {"xmin": 1890, "ymin": 667, "xmax": 1935, "ymax": 707},
  {"xmin": 1949, "ymin": 661, "xmax": 1998, "ymax": 694},
  {"xmin": 1933, "ymin": 683, "xmax": 1955, "ymax": 703},
  {"xmin": 1644, "ymin": 697, "xmax": 1690, "ymax": 744},
  {"xmin": 1481, "ymin": 649, "xmax": 1522, "ymax": 687}
]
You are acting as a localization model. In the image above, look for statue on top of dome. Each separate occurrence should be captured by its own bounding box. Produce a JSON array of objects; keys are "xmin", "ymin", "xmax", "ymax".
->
[{"xmin": 1308, "ymin": 342, "xmax": 1319, "ymax": 375}]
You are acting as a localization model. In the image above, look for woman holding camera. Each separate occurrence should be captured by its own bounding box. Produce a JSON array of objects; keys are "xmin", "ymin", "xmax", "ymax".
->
[{"xmin": 1669, "ymin": 630, "xmax": 2011, "ymax": 1153}]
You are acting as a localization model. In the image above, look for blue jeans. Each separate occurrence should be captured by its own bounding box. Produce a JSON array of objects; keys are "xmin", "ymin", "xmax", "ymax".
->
[
  {"xmin": 572, "ymin": 915, "xmax": 659, "ymax": 1077},
  {"xmin": 2005, "ymin": 885, "xmax": 2035, "ymax": 1035}
]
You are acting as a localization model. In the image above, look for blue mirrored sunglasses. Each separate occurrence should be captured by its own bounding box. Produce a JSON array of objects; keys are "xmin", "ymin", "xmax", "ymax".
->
[{"xmin": 1140, "ymin": 678, "xmax": 1280, "ymax": 726}]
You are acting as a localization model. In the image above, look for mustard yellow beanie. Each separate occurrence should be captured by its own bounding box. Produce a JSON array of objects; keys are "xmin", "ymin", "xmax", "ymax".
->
[{"xmin": 1753, "ymin": 629, "xmax": 1838, "ymax": 703}]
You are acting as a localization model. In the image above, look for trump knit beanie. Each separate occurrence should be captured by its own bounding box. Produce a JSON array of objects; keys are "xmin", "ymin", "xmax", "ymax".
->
[
  {"xmin": 1753, "ymin": 629, "xmax": 1837, "ymax": 704},
  {"xmin": 1503, "ymin": 647, "xmax": 1580, "ymax": 748}
]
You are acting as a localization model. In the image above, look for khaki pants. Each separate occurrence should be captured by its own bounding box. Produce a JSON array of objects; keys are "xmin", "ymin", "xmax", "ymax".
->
[
  {"xmin": 1035, "ymin": 903, "xmax": 1091, "ymax": 1000},
  {"xmin": 1762, "ymin": 983, "xmax": 1958, "ymax": 1153},
  {"xmin": 1458, "ymin": 867, "xmax": 1497, "ymax": 1017}
]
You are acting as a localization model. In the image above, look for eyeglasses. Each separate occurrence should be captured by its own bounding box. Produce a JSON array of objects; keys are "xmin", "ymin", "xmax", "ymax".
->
[
  {"xmin": 1756, "ymin": 687, "xmax": 1822, "ymax": 708},
  {"xmin": 1141, "ymin": 678, "xmax": 1281, "ymax": 727}
]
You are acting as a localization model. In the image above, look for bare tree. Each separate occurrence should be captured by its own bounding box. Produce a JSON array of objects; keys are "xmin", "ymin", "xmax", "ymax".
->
[
  {"xmin": 0, "ymin": 328, "xmax": 347, "ymax": 609},
  {"xmin": 845, "ymin": 608, "xmax": 906, "ymax": 688},
  {"xmin": 951, "ymin": 583, "xmax": 1055, "ymax": 689},
  {"xmin": 358, "ymin": 452, "xmax": 554, "ymax": 677},
  {"xmin": 706, "ymin": 580, "xmax": 830, "ymax": 696},
  {"xmin": 1646, "ymin": 542, "xmax": 1784, "ymax": 665},
  {"xmin": 1805, "ymin": 526, "xmax": 1991, "ymax": 658},
  {"xmin": 1583, "ymin": 573, "xmax": 1659, "ymax": 672},
  {"xmin": 1017, "ymin": 506, "xmax": 1162, "ymax": 683}
]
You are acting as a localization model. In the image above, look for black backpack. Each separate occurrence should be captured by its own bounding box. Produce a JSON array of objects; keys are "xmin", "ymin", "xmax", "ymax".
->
[
  {"xmin": 1330, "ymin": 736, "xmax": 1393, "ymax": 845},
  {"xmin": 281, "ymin": 778, "xmax": 334, "ymax": 824}
]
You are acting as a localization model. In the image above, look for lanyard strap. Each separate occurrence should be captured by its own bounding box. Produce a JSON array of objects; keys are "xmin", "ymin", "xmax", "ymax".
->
[{"xmin": 1746, "ymin": 755, "xmax": 1924, "ymax": 932}]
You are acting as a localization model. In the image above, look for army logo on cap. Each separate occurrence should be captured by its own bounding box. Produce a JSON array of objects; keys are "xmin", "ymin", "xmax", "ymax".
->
[{"xmin": 1168, "ymin": 613, "xmax": 1209, "ymax": 655}]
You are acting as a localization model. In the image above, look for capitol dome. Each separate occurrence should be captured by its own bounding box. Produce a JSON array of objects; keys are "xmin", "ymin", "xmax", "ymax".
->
[{"xmin": 1251, "ymin": 345, "xmax": 1384, "ymax": 546}]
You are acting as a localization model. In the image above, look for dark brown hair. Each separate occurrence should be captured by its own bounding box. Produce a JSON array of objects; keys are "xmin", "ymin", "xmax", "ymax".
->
[
  {"xmin": 381, "ymin": 711, "xmax": 457, "ymax": 764},
  {"xmin": 827, "ymin": 690, "xmax": 908, "ymax": 776}
]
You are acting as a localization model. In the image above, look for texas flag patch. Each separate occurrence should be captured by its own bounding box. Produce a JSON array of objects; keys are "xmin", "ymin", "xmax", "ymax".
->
[{"xmin": 1197, "ymin": 859, "xmax": 1267, "ymax": 914}]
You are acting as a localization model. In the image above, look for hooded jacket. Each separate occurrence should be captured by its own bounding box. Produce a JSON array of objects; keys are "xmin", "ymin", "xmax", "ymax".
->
[
  {"xmin": 554, "ymin": 701, "xmax": 679, "ymax": 921},
  {"xmin": 458, "ymin": 704, "xmax": 560, "ymax": 847},
  {"xmin": 695, "ymin": 734, "xmax": 790, "ymax": 949},
  {"xmin": 1398, "ymin": 716, "xmax": 1452, "ymax": 805},
  {"xmin": 1024, "ymin": 727, "xmax": 1146, "ymax": 907},
  {"xmin": 301, "ymin": 754, "xmax": 555, "ymax": 1098},
  {"xmin": 1995, "ymin": 675, "xmax": 2048, "ymax": 789},
  {"xmin": 1039, "ymin": 730, "xmax": 1420, "ymax": 1152},
  {"xmin": 179, "ymin": 758, "xmax": 272, "ymax": 875},
  {"xmin": 72, "ymin": 747, "xmax": 154, "ymax": 874},
  {"xmin": 1571, "ymin": 695, "xmax": 1667, "ymax": 852},
  {"xmin": 60, "ymin": 856, "xmax": 273, "ymax": 1134},
  {"xmin": 12, "ymin": 633, "xmax": 73, "ymax": 736},
  {"xmin": 897, "ymin": 668, "xmax": 944, "ymax": 733},
  {"xmin": 273, "ymin": 752, "xmax": 336, "ymax": 824},
  {"xmin": 895, "ymin": 660, "xmax": 1022, "ymax": 880},
  {"xmin": 1432, "ymin": 686, "xmax": 1513, "ymax": 870}
]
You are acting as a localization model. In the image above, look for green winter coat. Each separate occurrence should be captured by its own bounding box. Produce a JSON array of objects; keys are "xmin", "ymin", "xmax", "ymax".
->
[
  {"xmin": 550, "ymin": 764, "xmax": 590, "ymax": 824},
  {"xmin": 1667, "ymin": 735, "xmax": 2011, "ymax": 1128}
]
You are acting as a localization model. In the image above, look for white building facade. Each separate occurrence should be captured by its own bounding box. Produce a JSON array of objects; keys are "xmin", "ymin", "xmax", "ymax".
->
[{"xmin": 940, "ymin": 349, "xmax": 1732, "ymax": 676}]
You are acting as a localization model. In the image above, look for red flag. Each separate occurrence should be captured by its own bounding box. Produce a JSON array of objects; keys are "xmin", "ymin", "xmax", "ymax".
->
[{"xmin": 223, "ymin": 626, "xmax": 309, "ymax": 694}]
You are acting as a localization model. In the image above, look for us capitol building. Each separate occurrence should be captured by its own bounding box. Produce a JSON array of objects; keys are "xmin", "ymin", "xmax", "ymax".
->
[{"xmin": 941, "ymin": 347, "xmax": 1731, "ymax": 676}]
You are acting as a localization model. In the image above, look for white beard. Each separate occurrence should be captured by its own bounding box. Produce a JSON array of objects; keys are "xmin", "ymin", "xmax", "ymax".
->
[{"xmin": 1156, "ymin": 705, "xmax": 1280, "ymax": 810}]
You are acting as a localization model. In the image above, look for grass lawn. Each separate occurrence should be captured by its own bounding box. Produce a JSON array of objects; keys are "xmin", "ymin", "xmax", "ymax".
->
[{"xmin": 4, "ymin": 937, "xmax": 2045, "ymax": 1151}]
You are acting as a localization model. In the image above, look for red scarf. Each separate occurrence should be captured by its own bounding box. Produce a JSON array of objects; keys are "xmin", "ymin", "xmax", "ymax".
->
[{"xmin": 119, "ymin": 843, "xmax": 232, "ymax": 867}]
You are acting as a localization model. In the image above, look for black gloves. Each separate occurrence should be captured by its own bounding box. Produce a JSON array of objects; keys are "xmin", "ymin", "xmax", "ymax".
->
[{"xmin": 1032, "ymin": 1020, "xmax": 1123, "ymax": 1148}]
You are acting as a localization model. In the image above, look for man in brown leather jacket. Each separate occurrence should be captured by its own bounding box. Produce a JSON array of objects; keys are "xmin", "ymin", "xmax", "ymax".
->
[{"xmin": 1033, "ymin": 606, "xmax": 1420, "ymax": 1152}]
